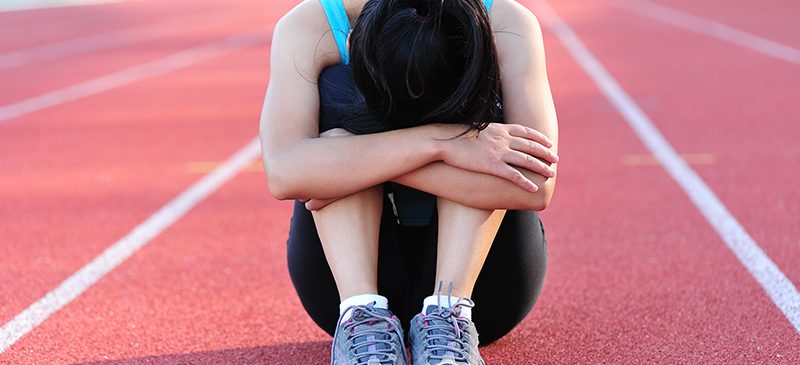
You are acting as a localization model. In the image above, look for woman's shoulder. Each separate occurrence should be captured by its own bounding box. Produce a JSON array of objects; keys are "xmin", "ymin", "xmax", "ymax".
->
[
  {"xmin": 490, "ymin": 0, "xmax": 545, "ymax": 64},
  {"xmin": 491, "ymin": 0, "xmax": 542, "ymax": 34},
  {"xmin": 272, "ymin": 0, "xmax": 343, "ymax": 70}
]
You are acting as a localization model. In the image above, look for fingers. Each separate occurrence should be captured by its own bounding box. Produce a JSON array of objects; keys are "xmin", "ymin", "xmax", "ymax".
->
[
  {"xmin": 510, "ymin": 137, "xmax": 559, "ymax": 164},
  {"xmin": 507, "ymin": 124, "xmax": 554, "ymax": 148},
  {"xmin": 494, "ymin": 165, "xmax": 539, "ymax": 193},
  {"xmin": 304, "ymin": 200, "xmax": 319, "ymax": 210},
  {"xmin": 305, "ymin": 198, "xmax": 335, "ymax": 211},
  {"xmin": 505, "ymin": 151, "xmax": 557, "ymax": 178}
]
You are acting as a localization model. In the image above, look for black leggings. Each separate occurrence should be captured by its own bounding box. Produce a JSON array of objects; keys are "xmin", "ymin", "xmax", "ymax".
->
[
  {"xmin": 285, "ymin": 65, "xmax": 548, "ymax": 344},
  {"xmin": 286, "ymin": 195, "xmax": 547, "ymax": 344}
]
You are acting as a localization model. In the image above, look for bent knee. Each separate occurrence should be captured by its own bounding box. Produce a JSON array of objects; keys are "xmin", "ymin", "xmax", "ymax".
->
[{"xmin": 319, "ymin": 128, "xmax": 353, "ymax": 138}]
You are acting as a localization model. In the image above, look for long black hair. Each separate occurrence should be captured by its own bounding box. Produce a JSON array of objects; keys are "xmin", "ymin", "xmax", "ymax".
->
[{"xmin": 343, "ymin": 0, "xmax": 501, "ymax": 134}]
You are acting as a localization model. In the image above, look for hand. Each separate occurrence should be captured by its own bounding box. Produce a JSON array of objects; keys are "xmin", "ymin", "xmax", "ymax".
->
[{"xmin": 437, "ymin": 123, "xmax": 558, "ymax": 192}]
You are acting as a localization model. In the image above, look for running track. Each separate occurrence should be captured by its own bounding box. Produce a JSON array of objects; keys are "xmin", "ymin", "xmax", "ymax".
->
[{"xmin": 1, "ymin": 0, "xmax": 798, "ymax": 363}]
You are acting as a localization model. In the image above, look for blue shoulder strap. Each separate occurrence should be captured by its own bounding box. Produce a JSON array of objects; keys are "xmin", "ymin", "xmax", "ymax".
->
[
  {"xmin": 322, "ymin": 0, "xmax": 494, "ymax": 65},
  {"xmin": 320, "ymin": 0, "xmax": 352, "ymax": 64}
]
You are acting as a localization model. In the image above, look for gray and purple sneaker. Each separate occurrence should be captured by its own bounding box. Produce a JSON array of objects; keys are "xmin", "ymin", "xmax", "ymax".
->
[
  {"xmin": 408, "ymin": 298, "xmax": 484, "ymax": 365},
  {"xmin": 331, "ymin": 302, "xmax": 409, "ymax": 365}
]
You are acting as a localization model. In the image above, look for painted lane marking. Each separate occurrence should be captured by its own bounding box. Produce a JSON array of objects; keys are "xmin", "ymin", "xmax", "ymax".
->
[
  {"xmin": 185, "ymin": 160, "xmax": 264, "ymax": 173},
  {"xmin": 610, "ymin": 0, "xmax": 800, "ymax": 64},
  {"xmin": 531, "ymin": 0, "xmax": 800, "ymax": 333},
  {"xmin": 0, "ymin": 0, "xmax": 137, "ymax": 13},
  {"xmin": 0, "ymin": 137, "xmax": 262, "ymax": 353},
  {"xmin": 0, "ymin": 8, "xmax": 246, "ymax": 70},
  {"xmin": 0, "ymin": 26, "xmax": 271, "ymax": 123},
  {"xmin": 624, "ymin": 153, "xmax": 716, "ymax": 166}
]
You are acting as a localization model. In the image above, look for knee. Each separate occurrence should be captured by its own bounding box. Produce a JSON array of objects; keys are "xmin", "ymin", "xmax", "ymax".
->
[
  {"xmin": 320, "ymin": 128, "xmax": 353, "ymax": 138},
  {"xmin": 436, "ymin": 196, "xmax": 500, "ymax": 215}
]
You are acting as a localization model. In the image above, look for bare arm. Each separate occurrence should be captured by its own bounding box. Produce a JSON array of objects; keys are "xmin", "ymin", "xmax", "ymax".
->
[
  {"xmin": 392, "ymin": 3, "xmax": 559, "ymax": 211},
  {"xmin": 394, "ymin": 161, "xmax": 548, "ymax": 211},
  {"xmin": 392, "ymin": 151, "xmax": 552, "ymax": 211},
  {"xmin": 262, "ymin": 1, "xmax": 556, "ymax": 203},
  {"xmin": 260, "ymin": 4, "xmax": 450, "ymax": 201}
]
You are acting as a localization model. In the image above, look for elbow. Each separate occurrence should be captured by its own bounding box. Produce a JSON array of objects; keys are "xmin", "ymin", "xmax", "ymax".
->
[
  {"xmin": 267, "ymin": 178, "xmax": 292, "ymax": 201},
  {"xmin": 265, "ymin": 173, "xmax": 290, "ymax": 201},
  {"xmin": 519, "ymin": 188, "xmax": 554, "ymax": 212},
  {"xmin": 515, "ymin": 196, "xmax": 546, "ymax": 212},
  {"xmin": 528, "ymin": 195, "xmax": 551, "ymax": 212},
  {"xmin": 263, "ymin": 158, "xmax": 297, "ymax": 201}
]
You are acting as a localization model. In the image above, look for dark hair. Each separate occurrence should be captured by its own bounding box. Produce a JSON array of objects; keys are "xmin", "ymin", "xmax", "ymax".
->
[{"xmin": 344, "ymin": 0, "xmax": 500, "ymax": 134}]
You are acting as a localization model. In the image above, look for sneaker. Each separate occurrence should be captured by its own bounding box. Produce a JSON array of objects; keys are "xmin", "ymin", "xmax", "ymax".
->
[
  {"xmin": 408, "ymin": 298, "xmax": 484, "ymax": 365},
  {"xmin": 331, "ymin": 302, "xmax": 409, "ymax": 365}
]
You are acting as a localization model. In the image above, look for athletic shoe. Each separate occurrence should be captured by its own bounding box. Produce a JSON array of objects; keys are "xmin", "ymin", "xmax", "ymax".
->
[
  {"xmin": 408, "ymin": 297, "xmax": 484, "ymax": 365},
  {"xmin": 331, "ymin": 302, "xmax": 409, "ymax": 365}
]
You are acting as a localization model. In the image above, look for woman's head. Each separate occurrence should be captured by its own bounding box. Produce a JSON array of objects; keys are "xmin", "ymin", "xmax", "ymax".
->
[{"xmin": 349, "ymin": 0, "xmax": 499, "ymax": 131}]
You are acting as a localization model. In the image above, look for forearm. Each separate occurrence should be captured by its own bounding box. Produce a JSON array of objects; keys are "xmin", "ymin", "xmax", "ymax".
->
[
  {"xmin": 392, "ymin": 162, "xmax": 555, "ymax": 211},
  {"xmin": 264, "ymin": 124, "xmax": 447, "ymax": 200}
]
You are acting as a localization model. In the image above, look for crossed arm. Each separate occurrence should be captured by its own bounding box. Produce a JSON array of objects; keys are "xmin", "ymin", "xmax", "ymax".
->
[
  {"xmin": 392, "ymin": 7, "xmax": 559, "ymax": 211},
  {"xmin": 260, "ymin": 1, "xmax": 557, "ymax": 211}
]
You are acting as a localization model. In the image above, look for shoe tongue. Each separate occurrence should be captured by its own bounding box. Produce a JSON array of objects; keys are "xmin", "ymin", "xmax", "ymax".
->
[
  {"xmin": 351, "ymin": 308, "xmax": 394, "ymax": 362},
  {"xmin": 425, "ymin": 304, "xmax": 458, "ymax": 316},
  {"xmin": 423, "ymin": 307, "xmax": 466, "ymax": 363},
  {"xmin": 358, "ymin": 307, "xmax": 391, "ymax": 316},
  {"xmin": 431, "ymin": 354, "xmax": 459, "ymax": 365},
  {"xmin": 352, "ymin": 307, "xmax": 392, "ymax": 327},
  {"xmin": 352, "ymin": 318, "xmax": 390, "ymax": 333}
]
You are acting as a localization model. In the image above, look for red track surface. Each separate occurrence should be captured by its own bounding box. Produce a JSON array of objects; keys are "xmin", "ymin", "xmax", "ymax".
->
[{"xmin": 1, "ymin": 0, "xmax": 798, "ymax": 364}]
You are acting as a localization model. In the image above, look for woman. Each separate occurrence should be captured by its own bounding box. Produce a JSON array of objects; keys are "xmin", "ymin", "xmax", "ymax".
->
[{"xmin": 259, "ymin": 0, "xmax": 558, "ymax": 363}]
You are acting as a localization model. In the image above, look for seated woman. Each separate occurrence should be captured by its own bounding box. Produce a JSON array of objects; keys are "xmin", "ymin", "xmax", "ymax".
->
[{"xmin": 259, "ymin": 0, "xmax": 559, "ymax": 364}]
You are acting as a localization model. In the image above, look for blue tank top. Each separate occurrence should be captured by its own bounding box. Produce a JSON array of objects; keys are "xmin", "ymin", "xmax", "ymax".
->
[{"xmin": 321, "ymin": 0, "xmax": 495, "ymax": 65}]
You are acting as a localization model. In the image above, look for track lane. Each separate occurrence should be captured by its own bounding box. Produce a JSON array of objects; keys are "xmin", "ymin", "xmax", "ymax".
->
[
  {"xmin": 0, "ymin": 8, "xmax": 274, "ymax": 105},
  {"xmin": 541, "ymin": 0, "xmax": 800, "ymax": 295},
  {"xmin": 0, "ymin": 5, "xmax": 260, "ymax": 71},
  {"xmin": 636, "ymin": 0, "xmax": 800, "ymax": 50},
  {"xmin": 0, "ymin": 0, "xmax": 228, "ymax": 52},
  {"xmin": 0, "ymin": 41, "xmax": 272, "ymax": 328},
  {"xmin": 0, "ymin": 172, "xmax": 320, "ymax": 364},
  {"xmin": 609, "ymin": 0, "xmax": 799, "ymax": 64},
  {"xmin": 485, "ymin": 14, "xmax": 799, "ymax": 361},
  {"xmin": 3, "ymin": 5, "xmax": 800, "ymax": 363},
  {"xmin": 2, "ymin": 0, "xmax": 799, "ymax": 363},
  {"xmin": 0, "ymin": 0, "xmax": 290, "ymax": 348}
]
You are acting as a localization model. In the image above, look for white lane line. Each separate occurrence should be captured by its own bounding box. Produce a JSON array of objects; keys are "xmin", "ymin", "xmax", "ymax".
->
[
  {"xmin": 530, "ymin": 0, "xmax": 800, "ymax": 333},
  {"xmin": 0, "ymin": 137, "xmax": 262, "ymax": 353},
  {"xmin": 0, "ymin": 0, "xmax": 135, "ymax": 13},
  {"xmin": 0, "ymin": 26, "xmax": 271, "ymax": 123},
  {"xmin": 610, "ymin": 0, "xmax": 800, "ymax": 64},
  {"xmin": 0, "ymin": 8, "xmax": 244, "ymax": 70}
]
